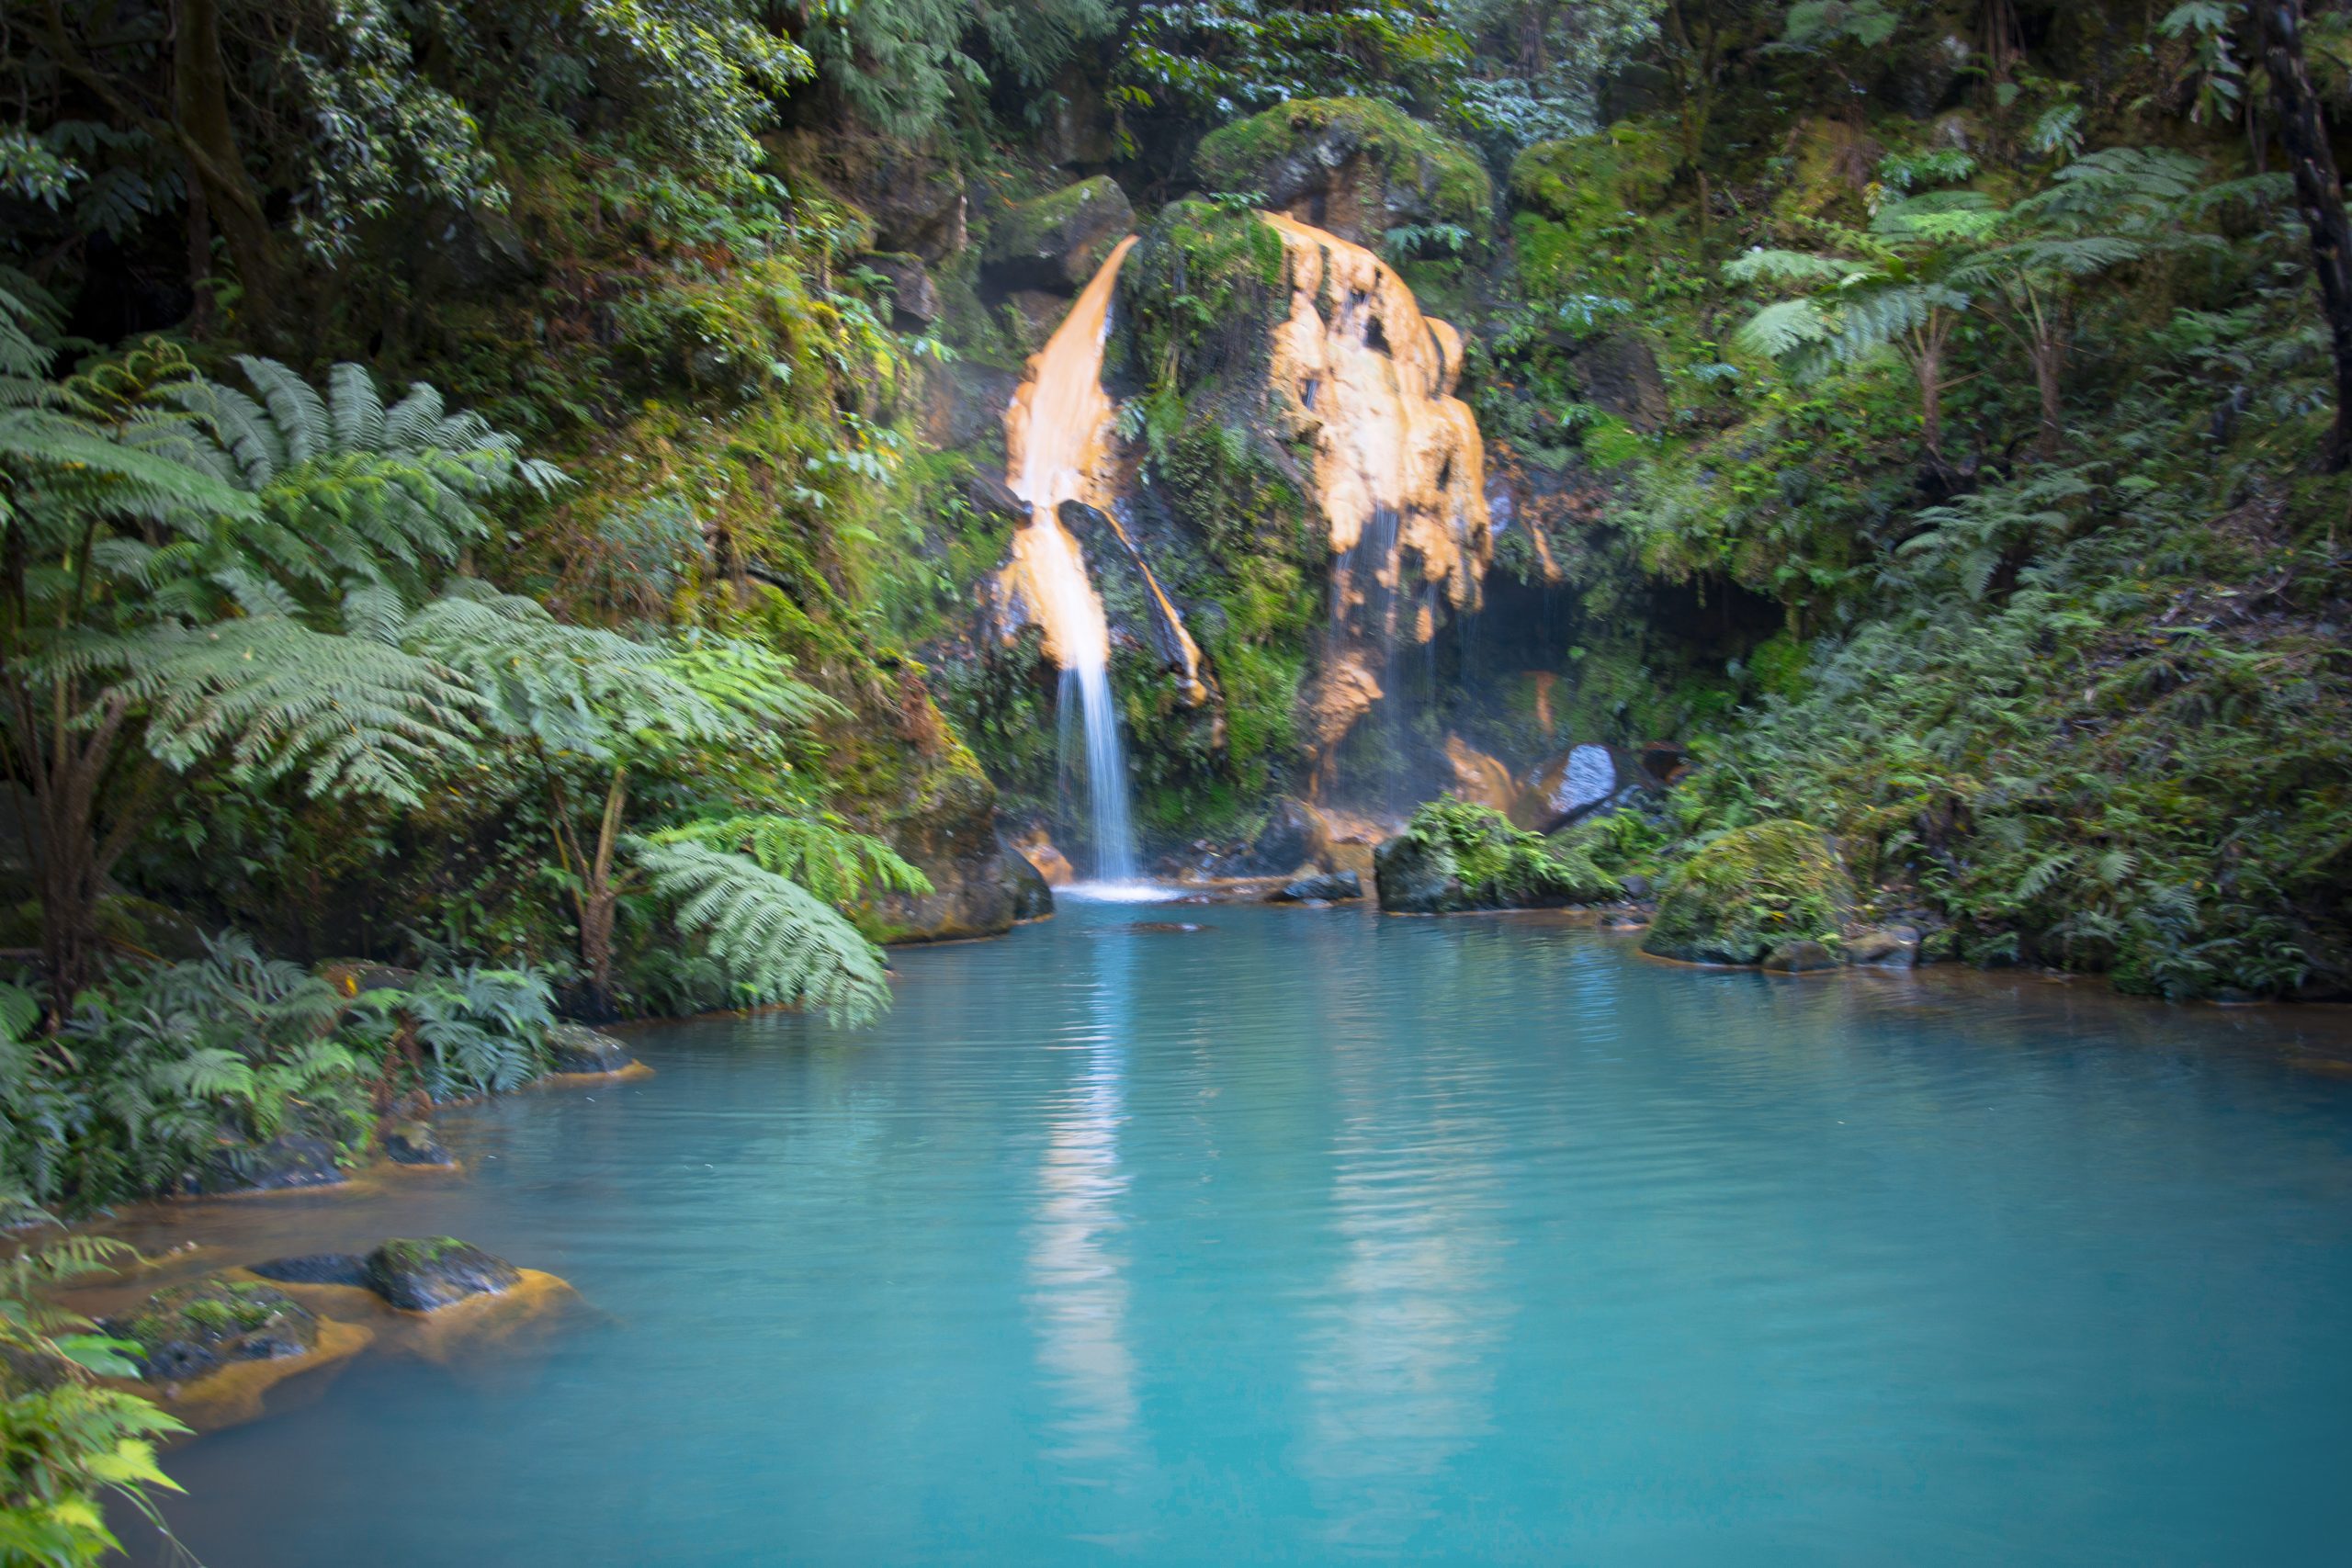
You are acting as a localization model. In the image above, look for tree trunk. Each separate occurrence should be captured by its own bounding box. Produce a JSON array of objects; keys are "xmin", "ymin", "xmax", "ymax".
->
[
  {"xmin": 1917, "ymin": 337, "xmax": 1946, "ymax": 462},
  {"xmin": 573, "ymin": 766, "xmax": 630, "ymax": 1014},
  {"xmin": 2260, "ymin": 0, "xmax": 2352, "ymax": 471},
  {"xmin": 2031, "ymin": 323, "xmax": 2067, "ymax": 459},
  {"xmin": 169, "ymin": 0, "xmax": 283, "ymax": 336}
]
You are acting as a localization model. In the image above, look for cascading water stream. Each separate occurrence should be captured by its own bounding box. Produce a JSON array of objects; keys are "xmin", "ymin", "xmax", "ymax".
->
[{"xmin": 1004, "ymin": 237, "xmax": 1141, "ymax": 886}]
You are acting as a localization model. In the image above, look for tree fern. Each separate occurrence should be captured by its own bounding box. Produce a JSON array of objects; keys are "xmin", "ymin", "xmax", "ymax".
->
[
  {"xmin": 653, "ymin": 814, "xmax": 933, "ymax": 904},
  {"xmin": 630, "ymin": 838, "xmax": 892, "ymax": 1025}
]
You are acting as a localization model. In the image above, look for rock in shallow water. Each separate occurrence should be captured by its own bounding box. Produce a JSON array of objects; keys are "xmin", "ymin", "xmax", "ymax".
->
[
  {"xmin": 382, "ymin": 1120, "xmax": 454, "ymax": 1166},
  {"xmin": 101, "ymin": 1277, "xmax": 320, "ymax": 1384},
  {"xmin": 365, "ymin": 1239, "xmax": 523, "ymax": 1312},
  {"xmin": 544, "ymin": 1023, "xmax": 637, "ymax": 1076},
  {"xmin": 249, "ymin": 1254, "xmax": 371, "ymax": 1288},
  {"xmin": 1271, "ymin": 871, "xmax": 1363, "ymax": 904}
]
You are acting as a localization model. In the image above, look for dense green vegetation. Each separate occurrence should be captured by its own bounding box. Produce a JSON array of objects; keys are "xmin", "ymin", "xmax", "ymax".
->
[{"xmin": 2, "ymin": 2, "xmax": 2350, "ymax": 1547}]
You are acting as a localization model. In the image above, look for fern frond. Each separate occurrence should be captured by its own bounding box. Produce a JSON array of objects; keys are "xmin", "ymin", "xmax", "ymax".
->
[
  {"xmin": 630, "ymin": 838, "xmax": 892, "ymax": 1025},
  {"xmin": 656, "ymin": 814, "xmax": 933, "ymax": 903}
]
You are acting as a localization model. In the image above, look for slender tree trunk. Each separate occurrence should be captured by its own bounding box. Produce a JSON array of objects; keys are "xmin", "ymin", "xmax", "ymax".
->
[
  {"xmin": 10, "ymin": 685, "xmax": 133, "ymax": 1027},
  {"xmin": 573, "ymin": 765, "xmax": 630, "ymax": 1012},
  {"xmin": 2030, "ymin": 309, "xmax": 2069, "ymax": 458},
  {"xmin": 2260, "ymin": 0, "xmax": 2352, "ymax": 470},
  {"xmin": 168, "ymin": 0, "xmax": 283, "ymax": 336},
  {"xmin": 1915, "ymin": 323, "xmax": 1949, "ymax": 464}
]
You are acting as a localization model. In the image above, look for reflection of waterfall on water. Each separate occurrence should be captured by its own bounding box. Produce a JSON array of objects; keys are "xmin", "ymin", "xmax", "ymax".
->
[
  {"xmin": 1005, "ymin": 238, "xmax": 1142, "ymax": 885},
  {"xmin": 1303, "ymin": 1017, "xmax": 1511, "ymax": 1548},
  {"xmin": 1025, "ymin": 928, "xmax": 1139, "ymax": 1466}
]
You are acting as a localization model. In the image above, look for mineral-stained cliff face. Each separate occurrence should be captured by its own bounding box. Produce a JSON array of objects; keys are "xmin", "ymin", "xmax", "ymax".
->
[{"xmin": 1261, "ymin": 212, "xmax": 1493, "ymax": 781}]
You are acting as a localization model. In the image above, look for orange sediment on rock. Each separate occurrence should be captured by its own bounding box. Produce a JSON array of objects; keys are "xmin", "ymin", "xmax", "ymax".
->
[{"xmin": 1263, "ymin": 212, "xmax": 1491, "ymax": 618}]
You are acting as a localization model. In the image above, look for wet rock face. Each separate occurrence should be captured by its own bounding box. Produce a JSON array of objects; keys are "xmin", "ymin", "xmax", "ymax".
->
[
  {"xmin": 365, "ymin": 1239, "xmax": 523, "ymax": 1313},
  {"xmin": 1567, "ymin": 333, "xmax": 1669, "ymax": 433},
  {"xmin": 802, "ymin": 131, "xmax": 967, "ymax": 262},
  {"xmin": 102, "ymin": 1278, "xmax": 320, "ymax": 1383},
  {"xmin": 1443, "ymin": 736, "xmax": 1518, "ymax": 814},
  {"xmin": 182, "ymin": 1131, "xmax": 346, "ymax": 1196},
  {"xmin": 1372, "ymin": 830, "xmax": 1463, "ymax": 914},
  {"xmin": 864, "ymin": 252, "xmax": 939, "ymax": 330},
  {"xmin": 545, "ymin": 1023, "xmax": 636, "ymax": 1077},
  {"xmin": 1228, "ymin": 798, "xmax": 1328, "ymax": 876},
  {"xmin": 984, "ymin": 176, "xmax": 1136, "ymax": 293}
]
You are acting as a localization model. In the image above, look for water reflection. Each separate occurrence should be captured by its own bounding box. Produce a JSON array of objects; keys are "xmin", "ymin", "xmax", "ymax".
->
[
  {"xmin": 1025, "ymin": 923, "xmax": 1141, "ymax": 1466},
  {"xmin": 1304, "ymin": 933, "xmax": 1516, "ymax": 1551}
]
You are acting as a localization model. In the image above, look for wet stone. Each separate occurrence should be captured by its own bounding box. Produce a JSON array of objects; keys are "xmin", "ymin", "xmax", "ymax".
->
[
  {"xmin": 365, "ymin": 1239, "xmax": 523, "ymax": 1313},
  {"xmin": 248, "ymin": 1254, "xmax": 371, "ymax": 1289},
  {"xmin": 383, "ymin": 1120, "xmax": 455, "ymax": 1167},
  {"xmin": 545, "ymin": 1023, "xmax": 637, "ymax": 1076}
]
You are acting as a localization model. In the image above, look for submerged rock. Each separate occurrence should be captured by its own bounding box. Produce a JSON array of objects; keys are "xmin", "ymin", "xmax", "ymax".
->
[
  {"xmin": 1272, "ymin": 871, "xmax": 1363, "ymax": 904},
  {"xmin": 364, "ymin": 1239, "xmax": 523, "ymax": 1313},
  {"xmin": 1642, "ymin": 821, "xmax": 1858, "ymax": 967},
  {"xmin": 382, "ymin": 1120, "xmax": 454, "ymax": 1167},
  {"xmin": 249, "ymin": 1254, "xmax": 371, "ymax": 1289},
  {"xmin": 544, "ymin": 1023, "xmax": 637, "ymax": 1077},
  {"xmin": 101, "ymin": 1277, "xmax": 320, "ymax": 1384}
]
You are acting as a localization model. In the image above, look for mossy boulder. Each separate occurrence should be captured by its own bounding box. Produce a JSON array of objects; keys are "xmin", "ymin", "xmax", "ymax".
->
[
  {"xmin": 983, "ymin": 175, "xmax": 1135, "ymax": 292},
  {"xmin": 365, "ymin": 1239, "xmax": 522, "ymax": 1312},
  {"xmin": 101, "ymin": 1277, "xmax": 319, "ymax": 1384},
  {"xmin": 1643, "ymin": 821, "xmax": 1859, "ymax": 967},
  {"xmin": 381, "ymin": 1119, "xmax": 454, "ymax": 1166},
  {"xmin": 1194, "ymin": 97, "xmax": 1493, "ymax": 254},
  {"xmin": 1374, "ymin": 800, "xmax": 1620, "ymax": 914},
  {"xmin": 544, "ymin": 1022, "xmax": 636, "ymax": 1077}
]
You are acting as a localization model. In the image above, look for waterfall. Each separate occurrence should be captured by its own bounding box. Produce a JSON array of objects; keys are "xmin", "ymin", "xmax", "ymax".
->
[{"xmin": 1004, "ymin": 236, "xmax": 1142, "ymax": 885}]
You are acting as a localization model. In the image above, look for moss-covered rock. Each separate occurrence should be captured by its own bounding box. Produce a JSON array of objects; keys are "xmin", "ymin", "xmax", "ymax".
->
[
  {"xmin": 1374, "ymin": 800, "xmax": 1620, "ymax": 914},
  {"xmin": 1642, "ymin": 821, "xmax": 1859, "ymax": 967},
  {"xmin": 983, "ymin": 175, "xmax": 1135, "ymax": 291},
  {"xmin": 101, "ymin": 1277, "xmax": 320, "ymax": 1384},
  {"xmin": 1194, "ymin": 98, "xmax": 1492, "ymax": 254}
]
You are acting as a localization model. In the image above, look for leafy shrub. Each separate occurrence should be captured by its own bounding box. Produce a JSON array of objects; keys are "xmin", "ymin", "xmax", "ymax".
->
[
  {"xmin": 1401, "ymin": 799, "xmax": 1621, "ymax": 906},
  {"xmin": 1644, "ymin": 821, "xmax": 1857, "ymax": 966},
  {"xmin": 1, "ymin": 937, "xmax": 368, "ymax": 1211},
  {"xmin": 350, "ymin": 966, "xmax": 560, "ymax": 1101},
  {"xmin": 0, "ymin": 1210, "xmax": 187, "ymax": 1566}
]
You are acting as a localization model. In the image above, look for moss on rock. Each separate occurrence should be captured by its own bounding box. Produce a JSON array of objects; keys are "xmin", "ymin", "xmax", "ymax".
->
[
  {"xmin": 102, "ymin": 1277, "xmax": 320, "ymax": 1385},
  {"xmin": 1194, "ymin": 97, "xmax": 1493, "ymax": 254},
  {"xmin": 1642, "ymin": 820, "xmax": 1858, "ymax": 967}
]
